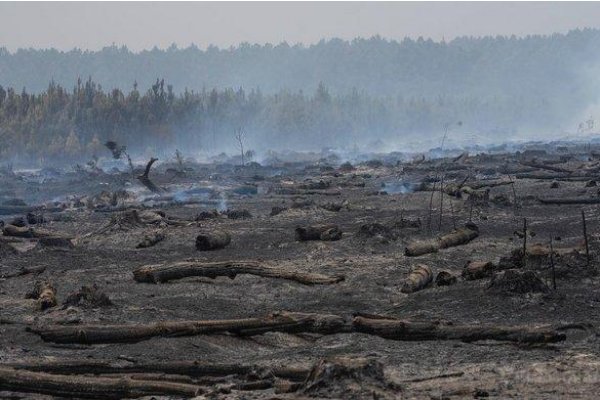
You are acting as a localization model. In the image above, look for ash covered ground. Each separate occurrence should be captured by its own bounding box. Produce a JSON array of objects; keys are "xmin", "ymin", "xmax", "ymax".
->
[{"xmin": 2, "ymin": 142, "xmax": 600, "ymax": 399}]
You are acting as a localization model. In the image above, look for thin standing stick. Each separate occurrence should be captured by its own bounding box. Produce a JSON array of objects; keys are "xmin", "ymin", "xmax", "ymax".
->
[
  {"xmin": 582, "ymin": 209, "xmax": 590, "ymax": 267},
  {"xmin": 550, "ymin": 236, "xmax": 556, "ymax": 290},
  {"xmin": 522, "ymin": 218, "xmax": 527, "ymax": 268}
]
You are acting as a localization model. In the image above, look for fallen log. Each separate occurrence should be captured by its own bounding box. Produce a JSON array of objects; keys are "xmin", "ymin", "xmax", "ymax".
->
[
  {"xmin": 28, "ymin": 312, "xmax": 348, "ymax": 344},
  {"xmin": 435, "ymin": 270, "xmax": 457, "ymax": 286},
  {"xmin": 2, "ymin": 224, "xmax": 55, "ymax": 238},
  {"xmin": 519, "ymin": 161, "xmax": 572, "ymax": 174},
  {"xmin": 5, "ymin": 359, "xmax": 311, "ymax": 381},
  {"xmin": 3, "ymin": 224, "xmax": 73, "ymax": 247},
  {"xmin": 515, "ymin": 174, "xmax": 589, "ymax": 181},
  {"xmin": 132, "ymin": 260, "xmax": 344, "ymax": 285},
  {"xmin": 405, "ymin": 224, "xmax": 479, "ymax": 257},
  {"xmin": 401, "ymin": 264, "xmax": 433, "ymax": 293},
  {"xmin": 38, "ymin": 235, "xmax": 74, "ymax": 248},
  {"xmin": 352, "ymin": 316, "xmax": 565, "ymax": 344},
  {"xmin": 439, "ymin": 225, "xmax": 479, "ymax": 249},
  {"xmin": 29, "ymin": 311, "xmax": 564, "ymax": 345},
  {"xmin": 296, "ymin": 224, "xmax": 342, "ymax": 241},
  {"xmin": 538, "ymin": 197, "xmax": 600, "ymax": 205},
  {"xmin": 405, "ymin": 239, "xmax": 438, "ymax": 257},
  {"xmin": 467, "ymin": 180, "xmax": 514, "ymax": 190},
  {"xmin": 462, "ymin": 261, "xmax": 496, "ymax": 280},
  {"xmin": 136, "ymin": 231, "xmax": 165, "ymax": 248},
  {"xmin": 25, "ymin": 280, "xmax": 57, "ymax": 310},
  {"xmin": 0, "ymin": 367, "xmax": 201, "ymax": 399},
  {"xmin": 195, "ymin": 230, "xmax": 231, "ymax": 251}
]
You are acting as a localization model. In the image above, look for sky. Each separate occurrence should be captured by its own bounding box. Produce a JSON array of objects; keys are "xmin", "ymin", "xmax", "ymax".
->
[{"xmin": 1, "ymin": 2, "xmax": 600, "ymax": 51}]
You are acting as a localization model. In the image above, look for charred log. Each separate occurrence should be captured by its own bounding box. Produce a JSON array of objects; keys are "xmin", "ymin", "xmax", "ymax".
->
[
  {"xmin": 296, "ymin": 224, "xmax": 342, "ymax": 241},
  {"xmin": 28, "ymin": 312, "xmax": 348, "ymax": 344},
  {"xmin": 29, "ymin": 311, "xmax": 564, "ymax": 345},
  {"xmin": 538, "ymin": 197, "xmax": 600, "ymax": 205},
  {"xmin": 352, "ymin": 316, "xmax": 565, "ymax": 344},
  {"xmin": 0, "ymin": 367, "xmax": 201, "ymax": 399},
  {"xmin": 25, "ymin": 280, "xmax": 57, "ymax": 310},
  {"xmin": 195, "ymin": 230, "xmax": 231, "ymax": 251},
  {"xmin": 132, "ymin": 260, "xmax": 344, "ymax": 285},
  {"xmin": 401, "ymin": 264, "xmax": 433, "ymax": 293},
  {"xmin": 405, "ymin": 224, "xmax": 478, "ymax": 257}
]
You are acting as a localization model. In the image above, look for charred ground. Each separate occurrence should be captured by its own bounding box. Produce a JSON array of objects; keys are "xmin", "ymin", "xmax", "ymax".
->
[{"xmin": 2, "ymin": 143, "xmax": 600, "ymax": 399}]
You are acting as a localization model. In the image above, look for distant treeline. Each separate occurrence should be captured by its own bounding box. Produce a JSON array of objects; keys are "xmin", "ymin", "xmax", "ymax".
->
[
  {"xmin": 1, "ymin": 29, "xmax": 599, "ymax": 164},
  {"xmin": 0, "ymin": 76, "xmax": 568, "ymax": 164},
  {"xmin": 1, "ymin": 29, "xmax": 599, "ymax": 100}
]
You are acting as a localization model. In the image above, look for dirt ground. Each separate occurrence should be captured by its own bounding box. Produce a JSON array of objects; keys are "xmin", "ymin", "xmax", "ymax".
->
[{"xmin": 2, "ymin": 144, "xmax": 600, "ymax": 399}]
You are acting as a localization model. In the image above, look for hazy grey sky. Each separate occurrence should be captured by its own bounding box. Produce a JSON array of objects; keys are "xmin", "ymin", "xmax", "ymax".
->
[{"xmin": 1, "ymin": 2, "xmax": 600, "ymax": 51}]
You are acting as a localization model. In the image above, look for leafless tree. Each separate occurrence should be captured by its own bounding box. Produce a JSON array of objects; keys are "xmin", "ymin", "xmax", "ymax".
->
[{"xmin": 234, "ymin": 127, "xmax": 246, "ymax": 167}]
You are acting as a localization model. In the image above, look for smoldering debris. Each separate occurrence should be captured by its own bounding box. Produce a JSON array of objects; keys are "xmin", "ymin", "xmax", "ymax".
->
[{"xmin": 2, "ymin": 141, "xmax": 600, "ymax": 399}]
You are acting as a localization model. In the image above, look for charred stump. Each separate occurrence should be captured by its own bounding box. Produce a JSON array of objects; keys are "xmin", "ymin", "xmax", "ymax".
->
[
  {"xmin": 296, "ymin": 225, "xmax": 342, "ymax": 241},
  {"xmin": 195, "ymin": 230, "xmax": 231, "ymax": 251},
  {"xmin": 26, "ymin": 281, "xmax": 57, "ymax": 310}
]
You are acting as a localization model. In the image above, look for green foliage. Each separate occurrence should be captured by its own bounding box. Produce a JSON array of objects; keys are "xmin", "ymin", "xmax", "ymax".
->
[{"xmin": 0, "ymin": 74, "xmax": 579, "ymax": 164}]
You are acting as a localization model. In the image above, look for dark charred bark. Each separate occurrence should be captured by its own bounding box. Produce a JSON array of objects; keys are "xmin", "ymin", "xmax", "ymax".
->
[
  {"xmin": 132, "ymin": 260, "xmax": 344, "ymax": 285},
  {"xmin": 137, "ymin": 157, "xmax": 164, "ymax": 193},
  {"xmin": 29, "ymin": 312, "xmax": 564, "ymax": 345},
  {"xmin": 295, "ymin": 225, "xmax": 342, "ymax": 241},
  {"xmin": 28, "ymin": 312, "xmax": 348, "ymax": 344},
  {"xmin": 195, "ymin": 230, "xmax": 231, "ymax": 251},
  {"xmin": 0, "ymin": 367, "xmax": 201, "ymax": 399}
]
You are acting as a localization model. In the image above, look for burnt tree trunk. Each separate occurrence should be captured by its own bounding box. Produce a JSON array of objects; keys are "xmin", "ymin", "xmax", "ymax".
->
[
  {"xmin": 5, "ymin": 359, "xmax": 311, "ymax": 381},
  {"xmin": 401, "ymin": 264, "xmax": 433, "ymax": 293},
  {"xmin": 28, "ymin": 312, "xmax": 348, "ymax": 344},
  {"xmin": 25, "ymin": 281, "xmax": 57, "ymax": 310},
  {"xmin": 195, "ymin": 230, "xmax": 231, "ymax": 251},
  {"xmin": 405, "ymin": 224, "xmax": 478, "ymax": 257},
  {"xmin": 352, "ymin": 316, "xmax": 565, "ymax": 344},
  {"xmin": 539, "ymin": 197, "xmax": 600, "ymax": 205},
  {"xmin": 29, "ymin": 312, "xmax": 565, "ymax": 345},
  {"xmin": 137, "ymin": 158, "xmax": 164, "ymax": 194},
  {"xmin": 295, "ymin": 225, "xmax": 342, "ymax": 241},
  {"xmin": 0, "ymin": 367, "xmax": 201, "ymax": 399},
  {"xmin": 132, "ymin": 260, "xmax": 344, "ymax": 285}
]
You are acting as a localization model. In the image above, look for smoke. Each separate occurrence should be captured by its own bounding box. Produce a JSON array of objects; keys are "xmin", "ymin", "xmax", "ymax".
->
[
  {"xmin": 381, "ymin": 181, "xmax": 415, "ymax": 195},
  {"xmin": 217, "ymin": 192, "xmax": 228, "ymax": 212}
]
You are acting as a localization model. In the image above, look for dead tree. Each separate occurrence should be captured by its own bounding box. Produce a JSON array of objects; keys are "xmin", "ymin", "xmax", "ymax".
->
[
  {"xmin": 582, "ymin": 209, "xmax": 590, "ymax": 266},
  {"xmin": 405, "ymin": 224, "xmax": 479, "ymax": 257},
  {"xmin": 5, "ymin": 359, "xmax": 310, "ymax": 381},
  {"xmin": 352, "ymin": 316, "xmax": 565, "ymax": 344},
  {"xmin": 519, "ymin": 160, "xmax": 572, "ymax": 174},
  {"xmin": 550, "ymin": 237, "xmax": 556, "ymax": 290},
  {"xmin": 0, "ymin": 367, "xmax": 201, "ymax": 399},
  {"xmin": 132, "ymin": 260, "xmax": 344, "ymax": 285},
  {"xmin": 401, "ymin": 265, "xmax": 433, "ymax": 293},
  {"xmin": 137, "ymin": 158, "xmax": 164, "ymax": 193},
  {"xmin": 29, "ymin": 312, "xmax": 565, "ymax": 345},
  {"xmin": 28, "ymin": 312, "xmax": 348, "ymax": 344},
  {"xmin": 234, "ymin": 127, "xmax": 246, "ymax": 167}
]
